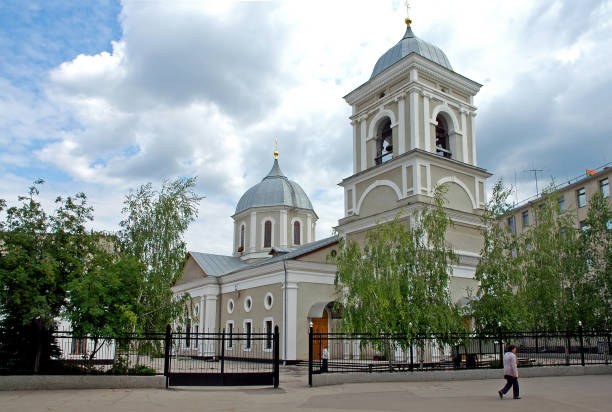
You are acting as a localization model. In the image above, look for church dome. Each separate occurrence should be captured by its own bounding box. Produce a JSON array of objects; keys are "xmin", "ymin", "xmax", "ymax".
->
[
  {"xmin": 234, "ymin": 159, "xmax": 314, "ymax": 215},
  {"xmin": 370, "ymin": 25, "xmax": 453, "ymax": 79}
]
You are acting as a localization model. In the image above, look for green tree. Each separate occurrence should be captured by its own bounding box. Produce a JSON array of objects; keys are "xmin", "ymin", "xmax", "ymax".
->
[
  {"xmin": 118, "ymin": 177, "xmax": 202, "ymax": 332},
  {"xmin": 580, "ymin": 191, "xmax": 612, "ymax": 328},
  {"xmin": 332, "ymin": 185, "xmax": 462, "ymax": 339},
  {"xmin": 470, "ymin": 179, "xmax": 526, "ymax": 331},
  {"xmin": 0, "ymin": 180, "xmax": 96, "ymax": 372},
  {"xmin": 518, "ymin": 186, "xmax": 585, "ymax": 331},
  {"xmin": 64, "ymin": 248, "xmax": 144, "ymax": 367}
]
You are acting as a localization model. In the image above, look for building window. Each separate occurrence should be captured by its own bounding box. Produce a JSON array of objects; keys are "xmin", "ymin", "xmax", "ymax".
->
[
  {"xmin": 601, "ymin": 178, "xmax": 610, "ymax": 198},
  {"xmin": 577, "ymin": 187, "xmax": 586, "ymax": 208},
  {"xmin": 435, "ymin": 114, "xmax": 451, "ymax": 159},
  {"xmin": 264, "ymin": 319, "xmax": 273, "ymax": 350},
  {"xmin": 227, "ymin": 298, "xmax": 234, "ymax": 314},
  {"xmin": 375, "ymin": 118, "xmax": 393, "ymax": 165},
  {"xmin": 607, "ymin": 219, "xmax": 612, "ymax": 230},
  {"xmin": 244, "ymin": 295, "xmax": 252, "ymax": 312},
  {"xmin": 226, "ymin": 321, "xmax": 234, "ymax": 349},
  {"xmin": 522, "ymin": 211, "xmax": 529, "ymax": 228},
  {"xmin": 293, "ymin": 221, "xmax": 301, "ymax": 245},
  {"xmin": 194, "ymin": 325, "xmax": 199, "ymax": 349},
  {"xmin": 264, "ymin": 220, "xmax": 272, "ymax": 248},
  {"xmin": 239, "ymin": 224, "xmax": 245, "ymax": 252},
  {"xmin": 71, "ymin": 337, "xmax": 87, "ymax": 355},
  {"xmin": 244, "ymin": 320, "xmax": 252, "ymax": 350},
  {"xmin": 508, "ymin": 215, "xmax": 516, "ymax": 234},
  {"xmin": 558, "ymin": 196, "xmax": 565, "ymax": 213},
  {"xmin": 264, "ymin": 292, "xmax": 274, "ymax": 310}
]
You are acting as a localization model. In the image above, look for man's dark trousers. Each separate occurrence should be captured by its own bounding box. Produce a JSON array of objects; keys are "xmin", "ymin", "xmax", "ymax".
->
[{"xmin": 501, "ymin": 375, "xmax": 519, "ymax": 398}]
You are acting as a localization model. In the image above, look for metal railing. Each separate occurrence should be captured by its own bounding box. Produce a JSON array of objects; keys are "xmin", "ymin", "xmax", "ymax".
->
[
  {"xmin": 1, "ymin": 325, "xmax": 281, "ymax": 388},
  {"xmin": 308, "ymin": 327, "xmax": 612, "ymax": 386}
]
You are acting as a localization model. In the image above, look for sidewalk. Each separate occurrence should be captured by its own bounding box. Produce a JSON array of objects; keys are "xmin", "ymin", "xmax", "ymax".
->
[{"xmin": 1, "ymin": 374, "xmax": 610, "ymax": 412}]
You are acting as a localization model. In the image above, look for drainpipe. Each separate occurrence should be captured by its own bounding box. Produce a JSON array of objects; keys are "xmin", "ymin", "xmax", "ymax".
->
[{"xmin": 283, "ymin": 259, "xmax": 288, "ymax": 365}]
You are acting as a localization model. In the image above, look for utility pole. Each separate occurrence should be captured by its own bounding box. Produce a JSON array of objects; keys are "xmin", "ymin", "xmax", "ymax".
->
[{"xmin": 526, "ymin": 168, "xmax": 544, "ymax": 196}]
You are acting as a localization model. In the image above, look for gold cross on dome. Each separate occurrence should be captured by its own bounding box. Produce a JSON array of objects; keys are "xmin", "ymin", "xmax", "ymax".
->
[{"xmin": 405, "ymin": 0, "xmax": 412, "ymax": 26}]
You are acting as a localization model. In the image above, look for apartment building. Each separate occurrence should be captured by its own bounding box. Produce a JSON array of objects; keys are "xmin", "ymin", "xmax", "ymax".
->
[{"xmin": 506, "ymin": 166, "xmax": 611, "ymax": 236}]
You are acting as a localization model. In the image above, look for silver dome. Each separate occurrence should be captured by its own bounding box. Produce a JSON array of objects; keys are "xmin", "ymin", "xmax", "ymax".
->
[
  {"xmin": 370, "ymin": 26, "xmax": 453, "ymax": 79},
  {"xmin": 234, "ymin": 159, "xmax": 314, "ymax": 215}
]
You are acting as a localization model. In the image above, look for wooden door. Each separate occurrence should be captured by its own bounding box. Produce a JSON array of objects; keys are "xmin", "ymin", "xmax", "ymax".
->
[{"xmin": 312, "ymin": 310, "xmax": 328, "ymax": 360}]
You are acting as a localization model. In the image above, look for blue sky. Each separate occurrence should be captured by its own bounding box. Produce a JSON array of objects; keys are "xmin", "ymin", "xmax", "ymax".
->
[{"xmin": 1, "ymin": 0, "xmax": 611, "ymax": 254}]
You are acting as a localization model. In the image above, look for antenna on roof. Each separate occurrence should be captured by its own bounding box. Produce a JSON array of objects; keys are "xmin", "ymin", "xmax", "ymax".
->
[
  {"xmin": 274, "ymin": 138, "xmax": 279, "ymax": 160},
  {"xmin": 405, "ymin": 0, "xmax": 412, "ymax": 26},
  {"xmin": 526, "ymin": 168, "xmax": 544, "ymax": 196}
]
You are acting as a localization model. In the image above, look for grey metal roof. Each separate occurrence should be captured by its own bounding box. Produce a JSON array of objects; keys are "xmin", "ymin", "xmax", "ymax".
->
[
  {"xmin": 224, "ymin": 235, "xmax": 339, "ymax": 275},
  {"xmin": 370, "ymin": 26, "xmax": 453, "ymax": 79},
  {"xmin": 189, "ymin": 252, "xmax": 249, "ymax": 277},
  {"xmin": 234, "ymin": 159, "xmax": 314, "ymax": 215}
]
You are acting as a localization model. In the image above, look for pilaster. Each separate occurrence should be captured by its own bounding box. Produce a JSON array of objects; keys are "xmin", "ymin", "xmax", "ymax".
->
[
  {"xmin": 360, "ymin": 117, "xmax": 367, "ymax": 171},
  {"xmin": 410, "ymin": 90, "xmax": 419, "ymax": 150},
  {"xmin": 284, "ymin": 282, "xmax": 298, "ymax": 360},
  {"xmin": 249, "ymin": 212, "xmax": 257, "ymax": 252}
]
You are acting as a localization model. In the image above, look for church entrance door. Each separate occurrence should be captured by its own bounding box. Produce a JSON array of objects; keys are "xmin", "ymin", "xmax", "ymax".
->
[{"xmin": 311, "ymin": 310, "xmax": 328, "ymax": 360}]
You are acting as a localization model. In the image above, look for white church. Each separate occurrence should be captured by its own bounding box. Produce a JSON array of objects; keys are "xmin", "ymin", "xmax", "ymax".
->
[{"xmin": 172, "ymin": 14, "xmax": 490, "ymax": 362}]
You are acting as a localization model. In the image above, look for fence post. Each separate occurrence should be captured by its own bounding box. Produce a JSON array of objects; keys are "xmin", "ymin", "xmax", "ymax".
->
[
  {"xmin": 607, "ymin": 331, "xmax": 611, "ymax": 365},
  {"xmin": 579, "ymin": 321, "xmax": 585, "ymax": 367},
  {"xmin": 308, "ymin": 324, "xmax": 313, "ymax": 387},
  {"xmin": 498, "ymin": 323, "xmax": 503, "ymax": 369},
  {"xmin": 409, "ymin": 338, "xmax": 414, "ymax": 372},
  {"xmin": 273, "ymin": 325, "xmax": 280, "ymax": 388},
  {"xmin": 220, "ymin": 328, "xmax": 225, "ymax": 385},
  {"xmin": 164, "ymin": 324, "xmax": 171, "ymax": 388}
]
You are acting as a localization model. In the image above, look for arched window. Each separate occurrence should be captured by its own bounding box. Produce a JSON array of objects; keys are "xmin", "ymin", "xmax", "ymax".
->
[
  {"xmin": 435, "ymin": 114, "xmax": 451, "ymax": 158},
  {"xmin": 238, "ymin": 224, "xmax": 245, "ymax": 252},
  {"xmin": 293, "ymin": 221, "xmax": 301, "ymax": 245},
  {"xmin": 375, "ymin": 118, "xmax": 393, "ymax": 165},
  {"xmin": 264, "ymin": 220, "xmax": 272, "ymax": 248}
]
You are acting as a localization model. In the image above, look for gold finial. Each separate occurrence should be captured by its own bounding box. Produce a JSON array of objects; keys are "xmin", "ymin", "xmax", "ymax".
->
[
  {"xmin": 404, "ymin": 0, "xmax": 412, "ymax": 26},
  {"xmin": 274, "ymin": 138, "xmax": 279, "ymax": 159}
]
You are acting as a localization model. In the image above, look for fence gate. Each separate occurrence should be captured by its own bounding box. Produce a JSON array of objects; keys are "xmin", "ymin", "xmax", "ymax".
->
[{"xmin": 164, "ymin": 325, "xmax": 279, "ymax": 387}]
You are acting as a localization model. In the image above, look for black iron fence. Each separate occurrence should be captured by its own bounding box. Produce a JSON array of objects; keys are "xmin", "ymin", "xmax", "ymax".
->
[
  {"xmin": 166, "ymin": 326, "xmax": 279, "ymax": 387},
  {"xmin": 308, "ymin": 327, "xmax": 612, "ymax": 386},
  {"xmin": 0, "ymin": 325, "xmax": 280, "ymax": 387}
]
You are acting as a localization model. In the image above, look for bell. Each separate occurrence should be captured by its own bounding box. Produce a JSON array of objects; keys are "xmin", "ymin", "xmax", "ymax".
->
[{"xmin": 385, "ymin": 145, "xmax": 393, "ymax": 152}]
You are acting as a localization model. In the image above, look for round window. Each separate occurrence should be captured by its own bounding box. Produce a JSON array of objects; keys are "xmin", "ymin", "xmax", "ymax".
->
[
  {"xmin": 244, "ymin": 296, "xmax": 253, "ymax": 312},
  {"xmin": 227, "ymin": 299, "xmax": 235, "ymax": 314},
  {"xmin": 194, "ymin": 304, "xmax": 199, "ymax": 316},
  {"xmin": 264, "ymin": 292, "xmax": 273, "ymax": 310}
]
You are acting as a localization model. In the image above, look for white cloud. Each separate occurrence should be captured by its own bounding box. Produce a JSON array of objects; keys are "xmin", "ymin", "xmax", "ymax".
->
[{"xmin": 2, "ymin": 0, "xmax": 611, "ymax": 254}]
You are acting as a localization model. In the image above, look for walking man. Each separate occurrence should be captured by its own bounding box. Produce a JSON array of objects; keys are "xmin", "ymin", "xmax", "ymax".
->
[{"xmin": 498, "ymin": 344, "xmax": 520, "ymax": 399}]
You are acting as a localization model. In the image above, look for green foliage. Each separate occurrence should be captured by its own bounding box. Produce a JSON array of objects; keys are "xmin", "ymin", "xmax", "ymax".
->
[
  {"xmin": 0, "ymin": 180, "xmax": 96, "ymax": 371},
  {"xmin": 471, "ymin": 179, "xmax": 525, "ymax": 331},
  {"xmin": 519, "ymin": 185, "xmax": 585, "ymax": 331},
  {"xmin": 471, "ymin": 180, "xmax": 612, "ymax": 332},
  {"xmin": 331, "ymin": 185, "xmax": 463, "ymax": 342},
  {"xmin": 581, "ymin": 191, "xmax": 612, "ymax": 328},
  {"xmin": 118, "ymin": 177, "xmax": 203, "ymax": 332}
]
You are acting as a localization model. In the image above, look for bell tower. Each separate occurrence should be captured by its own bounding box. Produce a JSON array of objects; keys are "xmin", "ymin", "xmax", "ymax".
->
[{"xmin": 336, "ymin": 12, "xmax": 491, "ymax": 282}]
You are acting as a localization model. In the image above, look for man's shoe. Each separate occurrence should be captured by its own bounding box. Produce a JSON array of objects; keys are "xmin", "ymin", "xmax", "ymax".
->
[
  {"xmin": 498, "ymin": 391, "xmax": 503, "ymax": 399},
  {"xmin": 513, "ymin": 397, "xmax": 521, "ymax": 400}
]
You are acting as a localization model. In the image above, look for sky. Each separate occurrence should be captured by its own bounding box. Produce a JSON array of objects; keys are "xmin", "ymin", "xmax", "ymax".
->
[{"xmin": 1, "ymin": 0, "xmax": 611, "ymax": 255}]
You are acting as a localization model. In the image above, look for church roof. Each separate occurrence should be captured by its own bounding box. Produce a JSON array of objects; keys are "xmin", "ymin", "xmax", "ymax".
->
[
  {"xmin": 234, "ymin": 159, "xmax": 314, "ymax": 216},
  {"xmin": 370, "ymin": 25, "xmax": 453, "ymax": 79},
  {"xmin": 188, "ymin": 252, "xmax": 248, "ymax": 277},
  {"xmin": 187, "ymin": 235, "xmax": 338, "ymax": 278}
]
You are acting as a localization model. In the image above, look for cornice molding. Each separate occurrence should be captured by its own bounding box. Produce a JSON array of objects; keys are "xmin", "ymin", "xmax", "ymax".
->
[{"xmin": 344, "ymin": 54, "xmax": 481, "ymax": 106}]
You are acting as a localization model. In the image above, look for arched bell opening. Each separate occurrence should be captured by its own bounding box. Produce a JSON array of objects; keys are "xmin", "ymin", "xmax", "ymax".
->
[{"xmin": 375, "ymin": 118, "xmax": 393, "ymax": 165}]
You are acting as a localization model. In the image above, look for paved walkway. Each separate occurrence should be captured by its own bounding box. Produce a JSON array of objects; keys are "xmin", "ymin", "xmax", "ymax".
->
[{"xmin": 1, "ymin": 372, "xmax": 610, "ymax": 412}]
